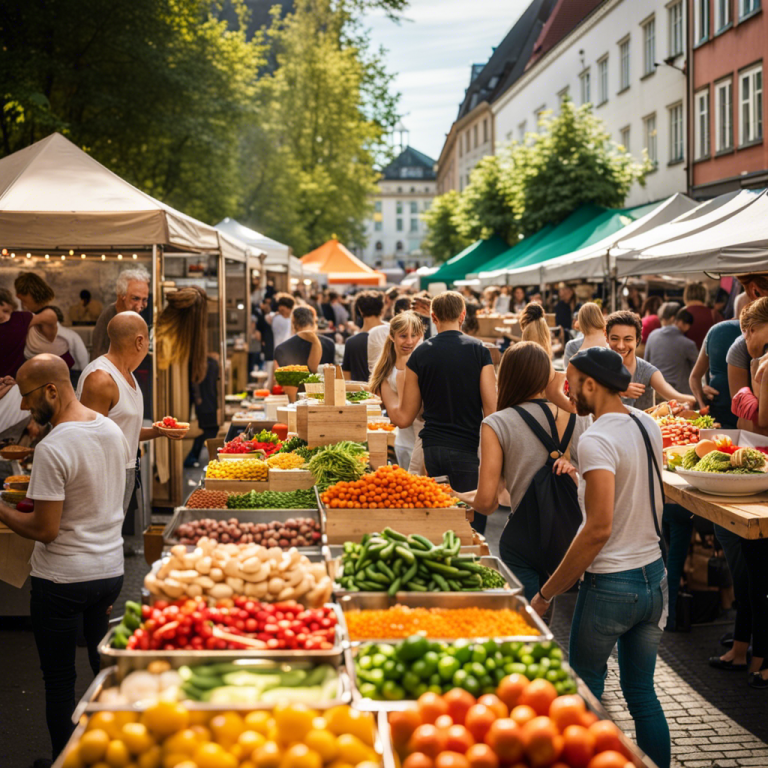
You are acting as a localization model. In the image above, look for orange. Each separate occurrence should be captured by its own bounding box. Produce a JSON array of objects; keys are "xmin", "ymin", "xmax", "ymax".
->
[
  {"xmin": 464, "ymin": 705, "xmax": 496, "ymax": 743},
  {"xmin": 61, "ymin": 747, "xmax": 85, "ymax": 768},
  {"xmin": 496, "ymin": 675, "xmax": 530, "ymax": 712},
  {"xmin": 137, "ymin": 745, "xmax": 162, "ymax": 768},
  {"xmin": 443, "ymin": 689, "xmax": 476, "ymax": 726},
  {"xmin": 522, "ymin": 717, "xmax": 563, "ymax": 768},
  {"xmin": 105, "ymin": 740, "xmax": 131, "ymax": 768},
  {"xmin": 434, "ymin": 752, "xmax": 470, "ymax": 768},
  {"xmin": 549, "ymin": 695, "xmax": 587, "ymax": 732},
  {"xmin": 465, "ymin": 743, "xmax": 498, "ymax": 768},
  {"xmin": 476, "ymin": 695, "xmax": 508, "ymax": 720},
  {"xmin": 303, "ymin": 730, "xmax": 338, "ymax": 762},
  {"xmin": 163, "ymin": 729, "xmax": 200, "ymax": 757},
  {"xmin": 407, "ymin": 725, "xmax": 447, "ymax": 759},
  {"xmin": 444, "ymin": 725, "xmax": 475, "ymax": 755},
  {"xmin": 141, "ymin": 701, "xmax": 189, "ymax": 739},
  {"xmin": 518, "ymin": 679, "xmax": 558, "ymax": 718},
  {"xmin": 78, "ymin": 730, "xmax": 111, "ymax": 764},
  {"xmin": 561, "ymin": 725, "xmax": 595, "ymax": 768},
  {"xmin": 253, "ymin": 741, "xmax": 282, "ymax": 768},
  {"xmin": 121, "ymin": 723, "xmax": 154, "ymax": 755},
  {"xmin": 403, "ymin": 753, "xmax": 433, "ymax": 768},
  {"xmin": 509, "ymin": 706, "xmax": 537, "ymax": 728},
  {"xmin": 194, "ymin": 742, "xmax": 238, "ymax": 768},
  {"xmin": 390, "ymin": 709, "xmax": 422, "ymax": 752},
  {"xmin": 588, "ymin": 721, "xmax": 623, "ymax": 755},
  {"xmin": 587, "ymin": 750, "xmax": 630, "ymax": 768},
  {"xmin": 416, "ymin": 692, "xmax": 449, "ymax": 725},
  {"xmin": 210, "ymin": 712, "xmax": 247, "ymax": 746},
  {"xmin": 483, "ymin": 719, "xmax": 524, "ymax": 764},
  {"xmin": 88, "ymin": 713, "xmax": 123, "ymax": 740},
  {"xmin": 280, "ymin": 743, "xmax": 322, "ymax": 768}
]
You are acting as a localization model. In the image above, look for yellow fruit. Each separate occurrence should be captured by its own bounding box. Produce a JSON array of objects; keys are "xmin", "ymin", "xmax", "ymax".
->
[
  {"xmin": 137, "ymin": 745, "xmax": 163, "ymax": 768},
  {"xmin": 279, "ymin": 744, "xmax": 322, "ymax": 768},
  {"xmin": 335, "ymin": 735, "xmax": 376, "ymax": 766},
  {"xmin": 273, "ymin": 704, "xmax": 317, "ymax": 742},
  {"xmin": 163, "ymin": 753, "xmax": 191, "ymax": 768},
  {"xmin": 210, "ymin": 712, "xmax": 246, "ymax": 746},
  {"xmin": 304, "ymin": 730, "xmax": 339, "ymax": 762},
  {"xmin": 92, "ymin": 762, "xmax": 111, "ymax": 768},
  {"xmin": 189, "ymin": 711, "xmax": 213, "ymax": 727},
  {"xmin": 326, "ymin": 761, "xmax": 354, "ymax": 768},
  {"xmin": 242, "ymin": 762, "xmax": 257, "ymax": 768},
  {"xmin": 239, "ymin": 731, "xmax": 267, "ymax": 752},
  {"xmin": 164, "ymin": 729, "xmax": 200, "ymax": 756},
  {"xmin": 170, "ymin": 763, "xmax": 197, "ymax": 768},
  {"xmin": 79, "ymin": 729, "xmax": 111, "ymax": 764},
  {"xmin": 122, "ymin": 723, "xmax": 154, "ymax": 755},
  {"xmin": 142, "ymin": 702, "xmax": 190, "ymax": 739},
  {"xmin": 244, "ymin": 712, "xmax": 272, "ymax": 736},
  {"xmin": 324, "ymin": 709, "xmax": 375, "ymax": 747},
  {"xmin": 194, "ymin": 742, "xmax": 238, "ymax": 768},
  {"xmin": 356, "ymin": 762, "xmax": 380, "ymax": 768},
  {"xmin": 114, "ymin": 712, "xmax": 140, "ymax": 729},
  {"xmin": 190, "ymin": 725, "xmax": 213, "ymax": 743},
  {"xmin": 88, "ymin": 713, "xmax": 122, "ymax": 739},
  {"xmin": 253, "ymin": 741, "xmax": 282, "ymax": 768},
  {"xmin": 106, "ymin": 740, "xmax": 132, "ymax": 767},
  {"xmin": 61, "ymin": 746, "xmax": 85, "ymax": 768}
]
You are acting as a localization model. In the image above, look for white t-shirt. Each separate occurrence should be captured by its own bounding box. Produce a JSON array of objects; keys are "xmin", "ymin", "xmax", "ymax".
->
[
  {"xmin": 0, "ymin": 384, "xmax": 26, "ymax": 433},
  {"xmin": 367, "ymin": 323, "xmax": 390, "ymax": 374},
  {"xmin": 576, "ymin": 408, "xmax": 663, "ymax": 574},
  {"xmin": 271, "ymin": 313, "xmax": 292, "ymax": 350},
  {"xmin": 56, "ymin": 325, "xmax": 90, "ymax": 370},
  {"xmin": 27, "ymin": 414, "xmax": 130, "ymax": 583},
  {"xmin": 77, "ymin": 356, "xmax": 143, "ymax": 468}
]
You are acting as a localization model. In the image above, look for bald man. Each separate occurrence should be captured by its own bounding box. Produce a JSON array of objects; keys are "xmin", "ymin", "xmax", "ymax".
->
[{"xmin": 0, "ymin": 354, "xmax": 130, "ymax": 760}]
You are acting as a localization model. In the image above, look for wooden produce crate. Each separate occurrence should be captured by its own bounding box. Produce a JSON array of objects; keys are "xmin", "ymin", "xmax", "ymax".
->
[
  {"xmin": 367, "ymin": 430, "xmax": 389, "ymax": 470},
  {"xmin": 204, "ymin": 478, "xmax": 269, "ymax": 492},
  {"xmin": 296, "ymin": 403, "xmax": 367, "ymax": 447},
  {"xmin": 324, "ymin": 506, "xmax": 474, "ymax": 545},
  {"xmin": 276, "ymin": 406, "xmax": 297, "ymax": 434},
  {"xmin": 204, "ymin": 469, "xmax": 314, "ymax": 493}
]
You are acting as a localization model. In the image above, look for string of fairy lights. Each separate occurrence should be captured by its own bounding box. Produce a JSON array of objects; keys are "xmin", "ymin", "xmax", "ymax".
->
[{"xmin": 0, "ymin": 249, "xmax": 143, "ymax": 261}]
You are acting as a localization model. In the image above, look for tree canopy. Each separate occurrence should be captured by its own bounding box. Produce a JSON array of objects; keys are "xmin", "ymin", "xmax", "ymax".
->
[{"xmin": 420, "ymin": 190, "xmax": 472, "ymax": 263}]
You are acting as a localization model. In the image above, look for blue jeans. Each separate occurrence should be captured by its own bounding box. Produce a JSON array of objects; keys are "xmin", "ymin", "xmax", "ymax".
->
[
  {"xmin": 570, "ymin": 558, "xmax": 670, "ymax": 768},
  {"xmin": 662, "ymin": 503, "xmax": 694, "ymax": 629},
  {"xmin": 499, "ymin": 536, "xmax": 542, "ymax": 601}
]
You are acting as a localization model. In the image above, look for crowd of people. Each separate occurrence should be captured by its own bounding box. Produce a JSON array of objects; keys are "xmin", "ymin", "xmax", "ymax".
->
[{"xmin": 2, "ymin": 264, "xmax": 768, "ymax": 768}]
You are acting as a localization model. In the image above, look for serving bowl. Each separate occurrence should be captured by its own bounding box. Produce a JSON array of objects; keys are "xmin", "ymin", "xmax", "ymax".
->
[{"xmin": 675, "ymin": 467, "xmax": 768, "ymax": 496}]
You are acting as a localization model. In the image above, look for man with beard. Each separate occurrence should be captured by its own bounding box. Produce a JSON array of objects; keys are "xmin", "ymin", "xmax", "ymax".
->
[
  {"xmin": 0, "ymin": 354, "xmax": 130, "ymax": 763},
  {"xmin": 530, "ymin": 347, "xmax": 670, "ymax": 768}
]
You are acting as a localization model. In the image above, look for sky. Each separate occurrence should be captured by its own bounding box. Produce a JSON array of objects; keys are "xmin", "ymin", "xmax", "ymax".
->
[{"xmin": 366, "ymin": 0, "xmax": 530, "ymax": 162}]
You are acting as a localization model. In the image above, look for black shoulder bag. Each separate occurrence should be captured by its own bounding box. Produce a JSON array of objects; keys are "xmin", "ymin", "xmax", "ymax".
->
[
  {"xmin": 499, "ymin": 403, "xmax": 582, "ymax": 578},
  {"xmin": 628, "ymin": 413, "xmax": 668, "ymax": 563}
]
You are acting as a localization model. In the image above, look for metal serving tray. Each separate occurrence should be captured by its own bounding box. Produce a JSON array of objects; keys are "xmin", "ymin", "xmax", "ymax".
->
[
  {"xmin": 328, "ymin": 551, "xmax": 523, "ymax": 597},
  {"xmin": 337, "ymin": 591, "xmax": 552, "ymax": 643},
  {"xmin": 99, "ymin": 602, "xmax": 347, "ymax": 675},
  {"xmin": 163, "ymin": 507, "xmax": 324, "ymax": 551},
  {"xmin": 73, "ymin": 659, "xmax": 352, "ymax": 720}
]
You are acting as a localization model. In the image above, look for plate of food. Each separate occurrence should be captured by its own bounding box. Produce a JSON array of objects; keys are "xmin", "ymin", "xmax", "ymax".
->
[
  {"xmin": 153, "ymin": 416, "xmax": 190, "ymax": 437},
  {"xmin": 672, "ymin": 436, "xmax": 768, "ymax": 496},
  {"xmin": 0, "ymin": 444, "xmax": 34, "ymax": 461},
  {"xmin": 3, "ymin": 475, "xmax": 30, "ymax": 492}
]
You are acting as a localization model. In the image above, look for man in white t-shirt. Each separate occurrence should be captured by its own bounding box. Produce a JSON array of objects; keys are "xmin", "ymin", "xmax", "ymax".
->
[
  {"xmin": 531, "ymin": 347, "xmax": 670, "ymax": 768},
  {"xmin": 0, "ymin": 354, "xmax": 130, "ymax": 761},
  {"xmin": 269, "ymin": 293, "xmax": 295, "ymax": 351}
]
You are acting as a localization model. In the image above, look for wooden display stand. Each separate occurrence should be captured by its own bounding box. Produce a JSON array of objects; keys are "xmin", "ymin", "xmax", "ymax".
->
[
  {"xmin": 205, "ymin": 469, "xmax": 315, "ymax": 493},
  {"xmin": 276, "ymin": 406, "xmax": 297, "ymax": 434},
  {"xmin": 296, "ymin": 365, "xmax": 367, "ymax": 448},
  {"xmin": 367, "ymin": 429, "xmax": 389, "ymax": 469}
]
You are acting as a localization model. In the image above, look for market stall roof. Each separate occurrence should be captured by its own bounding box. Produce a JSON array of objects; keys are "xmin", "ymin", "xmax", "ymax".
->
[
  {"xmin": 0, "ymin": 132, "xmax": 254, "ymax": 261},
  {"xmin": 615, "ymin": 188, "xmax": 768, "ymax": 277},
  {"xmin": 215, "ymin": 217, "xmax": 301, "ymax": 274},
  {"xmin": 300, "ymin": 239, "xmax": 385, "ymax": 286},
  {"xmin": 427, "ymin": 235, "xmax": 510, "ymax": 285},
  {"xmin": 500, "ymin": 193, "xmax": 696, "ymax": 285},
  {"xmin": 469, "ymin": 225, "xmax": 555, "ymax": 281}
]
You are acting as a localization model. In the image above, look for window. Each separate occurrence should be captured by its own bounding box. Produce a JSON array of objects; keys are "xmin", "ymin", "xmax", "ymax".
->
[
  {"xmin": 642, "ymin": 18, "xmax": 655, "ymax": 76},
  {"xmin": 410, "ymin": 186, "xmax": 415, "ymax": 192},
  {"xmin": 668, "ymin": 1, "xmax": 683, "ymax": 56},
  {"xmin": 374, "ymin": 201, "xmax": 382, "ymax": 213},
  {"xmin": 695, "ymin": 89, "xmax": 710, "ymax": 158},
  {"xmin": 465, "ymin": 132, "xmax": 470, "ymax": 152},
  {"xmin": 375, "ymin": 241, "xmax": 383, "ymax": 251},
  {"xmin": 396, "ymin": 241, "xmax": 403, "ymax": 251},
  {"xmin": 740, "ymin": 64, "xmax": 763, "ymax": 144},
  {"xmin": 669, "ymin": 102, "xmax": 684, "ymax": 161},
  {"xmin": 535, "ymin": 105, "xmax": 547, "ymax": 130},
  {"xmin": 580, "ymin": 70, "xmax": 591, "ymax": 104},
  {"xmin": 715, "ymin": 79, "xmax": 733, "ymax": 151},
  {"xmin": 423, "ymin": 200, "xmax": 431, "ymax": 211},
  {"xmin": 396, "ymin": 218, "xmax": 403, "ymax": 232},
  {"xmin": 619, "ymin": 38, "xmax": 630, "ymax": 91},
  {"xmin": 715, "ymin": 0, "xmax": 731, "ymax": 30},
  {"xmin": 620, "ymin": 125, "xmax": 631, "ymax": 151},
  {"xmin": 374, "ymin": 221, "xmax": 382, "ymax": 231},
  {"xmin": 396, "ymin": 201, "xmax": 403, "ymax": 215},
  {"xmin": 643, "ymin": 113, "xmax": 657, "ymax": 164},
  {"xmin": 695, "ymin": 0, "xmax": 709, "ymax": 43},
  {"xmin": 558, "ymin": 86, "xmax": 569, "ymax": 105},
  {"xmin": 473, "ymin": 125, "xmax": 478, "ymax": 148},
  {"xmin": 410, "ymin": 219, "xmax": 418, "ymax": 232},
  {"xmin": 410, "ymin": 201, "xmax": 418, "ymax": 214},
  {"xmin": 483, "ymin": 119, "xmax": 488, "ymax": 143},
  {"xmin": 518, "ymin": 120, "xmax": 527, "ymax": 140},
  {"xmin": 598, "ymin": 56, "xmax": 609, "ymax": 103},
  {"xmin": 740, "ymin": 0, "xmax": 760, "ymax": 18}
]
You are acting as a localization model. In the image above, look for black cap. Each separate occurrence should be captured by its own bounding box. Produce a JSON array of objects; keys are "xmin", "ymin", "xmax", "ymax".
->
[{"xmin": 569, "ymin": 347, "xmax": 631, "ymax": 391}]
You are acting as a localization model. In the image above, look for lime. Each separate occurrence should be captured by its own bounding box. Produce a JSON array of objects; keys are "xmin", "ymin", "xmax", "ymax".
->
[
  {"xmin": 422, "ymin": 651, "xmax": 439, "ymax": 675},
  {"xmin": 482, "ymin": 639, "xmax": 498, "ymax": 655},
  {"xmin": 469, "ymin": 662, "xmax": 486, "ymax": 679},
  {"xmin": 545, "ymin": 670, "xmax": 559, "ymax": 683},
  {"xmin": 520, "ymin": 654, "xmax": 535, "ymax": 666},
  {"xmin": 378, "ymin": 644, "xmax": 397, "ymax": 657},
  {"xmin": 411, "ymin": 659, "xmax": 430, "ymax": 679},
  {"xmin": 397, "ymin": 635, "xmax": 428, "ymax": 662},
  {"xmin": 429, "ymin": 673, "xmax": 442, "ymax": 687},
  {"xmin": 414, "ymin": 683, "xmax": 428, "ymax": 697},
  {"xmin": 453, "ymin": 639, "xmax": 472, "ymax": 664},
  {"xmin": 526, "ymin": 664, "xmax": 541, "ymax": 679},
  {"xmin": 471, "ymin": 645, "xmax": 487, "ymax": 664},
  {"xmin": 359, "ymin": 682, "xmax": 378, "ymax": 699},
  {"xmin": 402, "ymin": 671, "xmax": 421, "ymax": 693},
  {"xmin": 382, "ymin": 660, "xmax": 399, "ymax": 679},
  {"xmin": 485, "ymin": 658, "xmax": 497, "ymax": 672},
  {"xmin": 371, "ymin": 653, "xmax": 387, "ymax": 668},
  {"xmin": 452, "ymin": 669, "xmax": 468, "ymax": 688},
  {"xmin": 427, "ymin": 684, "xmax": 442, "ymax": 694},
  {"xmin": 382, "ymin": 680, "xmax": 405, "ymax": 700},
  {"xmin": 493, "ymin": 667, "xmax": 506, "ymax": 684},
  {"xmin": 463, "ymin": 675, "xmax": 481, "ymax": 696},
  {"xmin": 438, "ymin": 656, "xmax": 460, "ymax": 681},
  {"xmin": 358, "ymin": 655, "xmax": 373, "ymax": 671}
]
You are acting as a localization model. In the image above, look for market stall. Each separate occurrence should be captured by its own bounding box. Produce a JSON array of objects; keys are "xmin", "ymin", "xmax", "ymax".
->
[{"xmin": 301, "ymin": 240, "xmax": 386, "ymax": 287}]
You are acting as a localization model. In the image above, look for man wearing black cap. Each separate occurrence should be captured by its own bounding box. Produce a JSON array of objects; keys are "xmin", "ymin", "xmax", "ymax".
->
[{"xmin": 531, "ymin": 347, "xmax": 670, "ymax": 768}]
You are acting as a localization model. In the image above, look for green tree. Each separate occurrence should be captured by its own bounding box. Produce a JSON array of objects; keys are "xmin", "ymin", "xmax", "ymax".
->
[
  {"xmin": 456, "ymin": 155, "xmax": 518, "ymax": 244},
  {"xmin": 0, "ymin": 0, "xmax": 263, "ymax": 223},
  {"xmin": 504, "ymin": 99, "xmax": 651, "ymax": 236},
  {"xmin": 420, "ymin": 190, "xmax": 471, "ymax": 262},
  {"xmin": 239, "ymin": 0, "xmax": 400, "ymax": 255}
]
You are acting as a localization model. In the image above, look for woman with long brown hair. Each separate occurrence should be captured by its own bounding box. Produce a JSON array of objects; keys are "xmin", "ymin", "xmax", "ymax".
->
[
  {"xmin": 156, "ymin": 286, "xmax": 209, "ymax": 384},
  {"xmin": 452, "ymin": 341, "xmax": 586, "ymax": 600}
]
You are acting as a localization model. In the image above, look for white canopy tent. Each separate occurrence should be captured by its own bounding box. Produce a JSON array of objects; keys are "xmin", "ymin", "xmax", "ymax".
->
[
  {"xmin": 615, "ymin": 189, "xmax": 768, "ymax": 277},
  {"xmin": 215, "ymin": 217, "xmax": 300, "ymax": 276},
  {"xmin": 497, "ymin": 193, "xmax": 697, "ymax": 286},
  {"xmin": 0, "ymin": 133, "xmax": 255, "ymax": 262}
]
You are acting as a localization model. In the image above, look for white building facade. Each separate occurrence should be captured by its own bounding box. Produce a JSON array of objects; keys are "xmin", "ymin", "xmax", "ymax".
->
[{"xmin": 493, "ymin": 0, "xmax": 687, "ymax": 206}]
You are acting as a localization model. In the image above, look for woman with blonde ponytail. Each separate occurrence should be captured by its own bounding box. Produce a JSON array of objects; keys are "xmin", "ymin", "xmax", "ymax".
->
[{"xmin": 369, "ymin": 311, "xmax": 425, "ymax": 472}]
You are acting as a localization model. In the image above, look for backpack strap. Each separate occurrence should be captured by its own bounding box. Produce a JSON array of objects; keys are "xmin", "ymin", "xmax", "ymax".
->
[{"xmin": 512, "ymin": 405, "xmax": 562, "ymax": 457}]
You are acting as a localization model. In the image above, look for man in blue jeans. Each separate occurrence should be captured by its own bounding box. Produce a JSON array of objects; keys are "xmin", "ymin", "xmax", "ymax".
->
[{"xmin": 531, "ymin": 347, "xmax": 670, "ymax": 768}]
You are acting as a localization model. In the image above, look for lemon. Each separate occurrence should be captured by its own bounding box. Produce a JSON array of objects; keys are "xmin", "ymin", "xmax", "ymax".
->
[
  {"xmin": 105, "ymin": 740, "xmax": 132, "ymax": 767},
  {"xmin": 164, "ymin": 729, "xmax": 200, "ymax": 757},
  {"xmin": 141, "ymin": 702, "xmax": 189, "ymax": 739},
  {"xmin": 194, "ymin": 742, "xmax": 238, "ymax": 768},
  {"xmin": 137, "ymin": 745, "xmax": 163, "ymax": 768},
  {"xmin": 88, "ymin": 713, "xmax": 122, "ymax": 740},
  {"xmin": 335, "ymin": 735, "xmax": 377, "ymax": 766},
  {"xmin": 279, "ymin": 744, "xmax": 322, "ymax": 768},
  {"xmin": 304, "ymin": 730, "xmax": 339, "ymax": 762},
  {"xmin": 210, "ymin": 712, "xmax": 246, "ymax": 746},
  {"xmin": 238, "ymin": 731, "xmax": 267, "ymax": 752},
  {"xmin": 253, "ymin": 740, "xmax": 282, "ymax": 768},
  {"xmin": 324, "ymin": 708, "xmax": 375, "ymax": 748},
  {"xmin": 244, "ymin": 712, "xmax": 272, "ymax": 736},
  {"xmin": 79, "ymin": 729, "xmax": 111, "ymax": 764},
  {"xmin": 121, "ymin": 723, "xmax": 154, "ymax": 755},
  {"xmin": 273, "ymin": 703, "xmax": 317, "ymax": 742},
  {"xmin": 61, "ymin": 746, "xmax": 85, "ymax": 768}
]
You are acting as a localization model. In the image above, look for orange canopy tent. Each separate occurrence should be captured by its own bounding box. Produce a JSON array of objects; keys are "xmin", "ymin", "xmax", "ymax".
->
[{"xmin": 301, "ymin": 239, "xmax": 386, "ymax": 286}]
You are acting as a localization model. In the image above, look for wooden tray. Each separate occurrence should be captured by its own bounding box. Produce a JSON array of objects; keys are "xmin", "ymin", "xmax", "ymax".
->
[{"xmin": 204, "ymin": 469, "xmax": 314, "ymax": 493}]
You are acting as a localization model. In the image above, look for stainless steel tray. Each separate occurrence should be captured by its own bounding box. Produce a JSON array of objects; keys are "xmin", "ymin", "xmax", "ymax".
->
[
  {"xmin": 329, "ymin": 553, "xmax": 523, "ymax": 596},
  {"xmin": 73, "ymin": 659, "xmax": 352, "ymax": 720},
  {"xmin": 163, "ymin": 507, "xmax": 323, "ymax": 551},
  {"xmin": 100, "ymin": 602, "xmax": 347, "ymax": 673},
  {"xmin": 337, "ymin": 591, "xmax": 552, "ymax": 642}
]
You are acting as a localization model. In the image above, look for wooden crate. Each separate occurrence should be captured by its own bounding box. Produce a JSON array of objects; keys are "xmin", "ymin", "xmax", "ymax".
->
[
  {"xmin": 296, "ymin": 403, "xmax": 367, "ymax": 447},
  {"xmin": 204, "ymin": 478, "xmax": 270, "ymax": 492},
  {"xmin": 276, "ymin": 406, "xmax": 297, "ymax": 434},
  {"xmin": 204, "ymin": 469, "xmax": 314, "ymax": 493},
  {"xmin": 324, "ymin": 506, "xmax": 474, "ymax": 544}
]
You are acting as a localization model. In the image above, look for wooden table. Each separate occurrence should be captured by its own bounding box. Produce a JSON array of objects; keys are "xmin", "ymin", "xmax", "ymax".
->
[{"xmin": 662, "ymin": 469, "xmax": 768, "ymax": 539}]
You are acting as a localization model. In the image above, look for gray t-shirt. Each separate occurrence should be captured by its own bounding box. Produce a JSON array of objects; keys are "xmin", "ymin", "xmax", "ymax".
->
[
  {"xmin": 563, "ymin": 337, "xmax": 583, "ymax": 369},
  {"xmin": 644, "ymin": 325, "xmax": 698, "ymax": 395},
  {"xmin": 726, "ymin": 335, "xmax": 750, "ymax": 369},
  {"xmin": 622, "ymin": 356, "xmax": 659, "ymax": 411},
  {"xmin": 483, "ymin": 401, "xmax": 589, "ymax": 513}
]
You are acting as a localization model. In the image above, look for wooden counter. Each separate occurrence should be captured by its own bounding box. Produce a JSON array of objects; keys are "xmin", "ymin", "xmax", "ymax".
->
[{"xmin": 662, "ymin": 469, "xmax": 768, "ymax": 539}]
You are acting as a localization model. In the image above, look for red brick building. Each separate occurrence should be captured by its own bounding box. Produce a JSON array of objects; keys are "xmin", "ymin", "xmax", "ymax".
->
[{"xmin": 689, "ymin": 0, "xmax": 765, "ymax": 197}]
